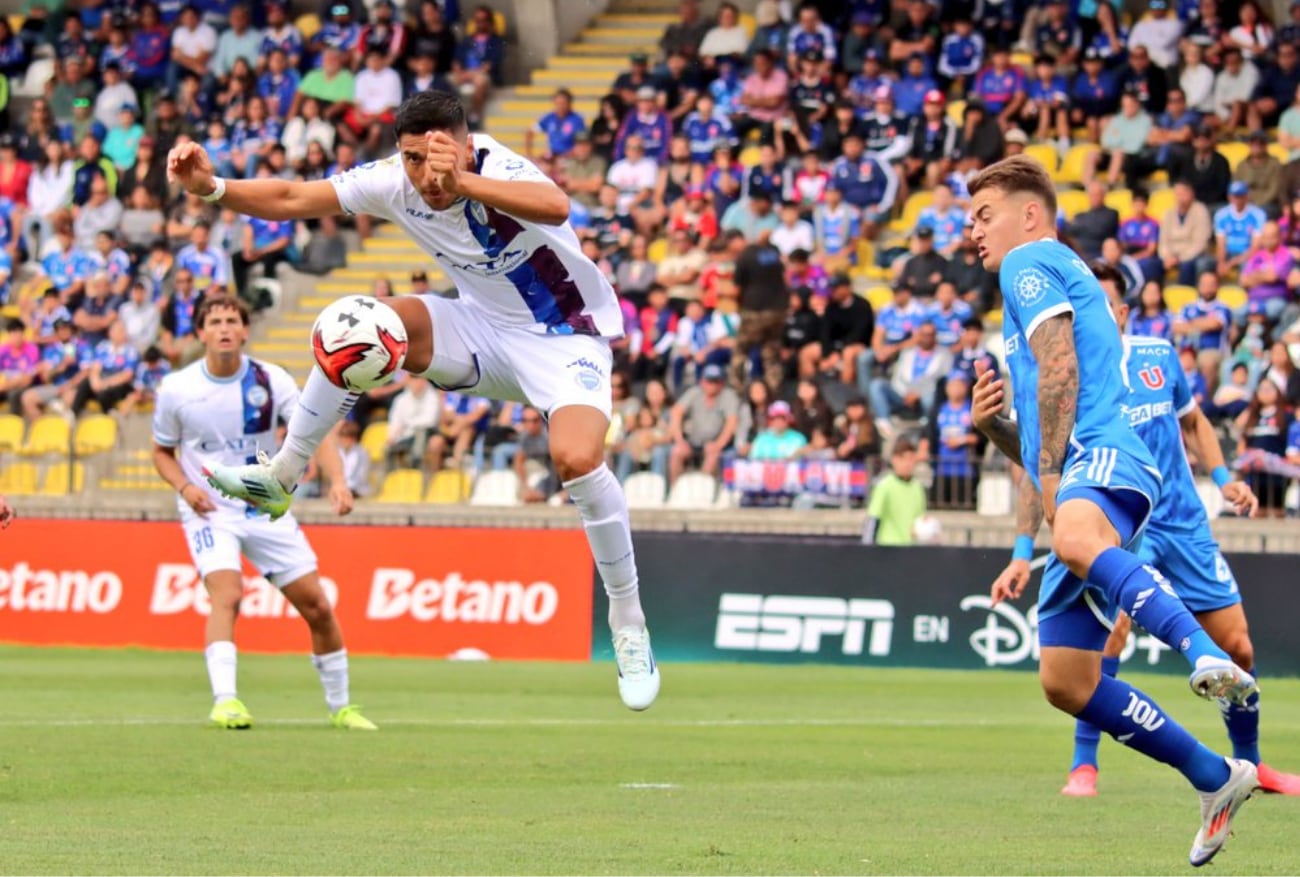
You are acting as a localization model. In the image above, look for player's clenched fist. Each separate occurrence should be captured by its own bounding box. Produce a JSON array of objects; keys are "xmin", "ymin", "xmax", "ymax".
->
[
  {"xmin": 425, "ymin": 131, "xmax": 464, "ymax": 195},
  {"xmin": 167, "ymin": 142, "xmax": 216, "ymax": 196}
]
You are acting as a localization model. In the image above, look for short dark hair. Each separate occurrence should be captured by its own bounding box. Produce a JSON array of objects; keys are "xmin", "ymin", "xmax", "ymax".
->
[
  {"xmin": 194, "ymin": 295, "xmax": 250, "ymax": 329},
  {"xmin": 961, "ymin": 317, "xmax": 984, "ymax": 331},
  {"xmin": 968, "ymin": 154, "xmax": 1058, "ymax": 220},
  {"xmin": 5, "ymin": 318, "xmax": 25, "ymax": 333},
  {"xmin": 143, "ymin": 345, "xmax": 164, "ymax": 363},
  {"xmin": 1090, "ymin": 260, "xmax": 1126, "ymax": 291},
  {"xmin": 892, "ymin": 437, "xmax": 917, "ymax": 457},
  {"xmin": 394, "ymin": 90, "xmax": 468, "ymax": 139}
]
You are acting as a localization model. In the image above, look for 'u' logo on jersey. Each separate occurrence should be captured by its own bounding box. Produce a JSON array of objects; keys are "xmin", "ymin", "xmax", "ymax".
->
[{"xmin": 1138, "ymin": 366, "xmax": 1165, "ymax": 390}]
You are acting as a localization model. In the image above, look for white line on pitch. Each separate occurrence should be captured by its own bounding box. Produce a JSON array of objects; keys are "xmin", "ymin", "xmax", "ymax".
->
[
  {"xmin": 0, "ymin": 716, "xmax": 1052, "ymax": 729},
  {"xmin": 620, "ymin": 783, "xmax": 680, "ymax": 789}
]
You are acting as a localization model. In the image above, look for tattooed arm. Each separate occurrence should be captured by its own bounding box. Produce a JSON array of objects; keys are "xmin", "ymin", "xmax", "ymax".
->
[
  {"xmin": 991, "ymin": 470, "xmax": 1044, "ymax": 605},
  {"xmin": 1029, "ymin": 313, "xmax": 1079, "ymax": 524}
]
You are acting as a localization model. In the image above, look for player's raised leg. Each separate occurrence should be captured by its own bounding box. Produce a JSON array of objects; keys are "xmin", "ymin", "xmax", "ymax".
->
[
  {"xmin": 549, "ymin": 404, "xmax": 659, "ymax": 711},
  {"xmin": 201, "ymin": 568, "xmax": 254, "ymax": 729},
  {"xmin": 280, "ymin": 574, "xmax": 376, "ymax": 730}
]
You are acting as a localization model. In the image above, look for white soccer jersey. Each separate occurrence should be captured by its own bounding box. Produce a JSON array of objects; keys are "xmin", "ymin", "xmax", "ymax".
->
[
  {"xmin": 153, "ymin": 356, "xmax": 300, "ymax": 517},
  {"xmin": 328, "ymin": 134, "xmax": 624, "ymax": 340}
]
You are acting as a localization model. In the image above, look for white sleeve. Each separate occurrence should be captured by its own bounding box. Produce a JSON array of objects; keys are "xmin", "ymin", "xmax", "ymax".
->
[
  {"xmin": 152, "ymin": 376, "xmax": 182, "ymax": 447},
  {"xmin": 330, "ymin": 156, "xmax": 402, "ymax": 219},
  {"xmin": 479, "ymin": 141, "xmax": 553, "ymax": 184}
]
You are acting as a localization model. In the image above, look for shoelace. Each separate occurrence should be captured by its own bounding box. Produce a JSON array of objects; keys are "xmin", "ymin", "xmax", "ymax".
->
[{"xmin": 614, "ymin": 632, "xmax": 651, "ymax": 675}]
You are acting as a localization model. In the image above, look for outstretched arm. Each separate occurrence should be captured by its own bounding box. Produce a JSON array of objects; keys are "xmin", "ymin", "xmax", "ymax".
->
[
  {"xmin": 1179, "ymin": 406, "xmax": 1258, "ymax": 517},
  {"xmin": 168, "ymin": 141, "xmax": 343, "ymax": 220},
  {"xmin": 427, "ymin": 132, "xmax": 570, "ymax": 226},
  {"xmin": 1029, "ymin": 313, "xmax": 1078, "ymax": 524}
]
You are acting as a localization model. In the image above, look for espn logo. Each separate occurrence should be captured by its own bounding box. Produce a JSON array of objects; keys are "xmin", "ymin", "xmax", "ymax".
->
[{"xmin": 714, "ymin": 593, "xmax": 895, "ymax": 656}]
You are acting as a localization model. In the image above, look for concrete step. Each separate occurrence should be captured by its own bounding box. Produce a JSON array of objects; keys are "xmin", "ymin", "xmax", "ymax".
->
[
  {"xmin": 580, "ymin": 26, "xmax": 664, "ymax": 41},
  {"xmin": 561, "ymin": 41, "xmax": 657, "ymax": 55},
  {"xmin": 545, "ymin": 56, "xmax": 629, "ymax": 70},
  {"xmin": 267, "ymin": 326, "xmax": 310, "ymax": 340},
  {"xmin": 531, "ymin": 69, "xmax": 616, "ymax": 87},
  {"xmin": 512, "ymin": 84, "xmax": 614, "ymax": 97},
  {"xmin": 496, "ymin": 98, "xmax": 600, "ymax": 115}
]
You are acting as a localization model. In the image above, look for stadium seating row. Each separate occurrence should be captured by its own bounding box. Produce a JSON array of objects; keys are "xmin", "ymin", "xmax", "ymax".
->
[{"xmin": 0, "ymin": 414, "xmax": 119, "ymax": 458}]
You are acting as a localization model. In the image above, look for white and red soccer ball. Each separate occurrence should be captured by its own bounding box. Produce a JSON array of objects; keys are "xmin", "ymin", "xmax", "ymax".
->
[{"xmin": 311, "ymin": 296, "xmax": 409, "ymax": 392}]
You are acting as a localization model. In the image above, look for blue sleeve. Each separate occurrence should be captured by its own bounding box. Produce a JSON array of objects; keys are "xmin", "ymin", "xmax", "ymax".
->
[
  {"xmin": 1168, "ymin": 346, "xmax": 1195, "ymax": 417},
  {"xmin": 999, "ymin": 244, "xmax": 1074, "ymax": 343},
  {"xmin": 1288, "ymin": 420, "xmax": 1300, "ymax": 456}
]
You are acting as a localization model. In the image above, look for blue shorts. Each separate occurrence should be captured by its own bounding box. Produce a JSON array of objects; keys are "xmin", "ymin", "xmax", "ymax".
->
[
  {"xmin": 1141, "ymin": 523, "xmax": 1241, "ymax": 614},
  {"xmin": 1038, "ymin": 447, "xmax": 1162, "ymax": 651}
]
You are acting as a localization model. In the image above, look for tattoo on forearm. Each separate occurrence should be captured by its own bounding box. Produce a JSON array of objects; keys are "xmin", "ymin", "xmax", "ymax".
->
[
  {"xmin": 1029, "ymin": 315, "xmax": 1078, "ymax": 477},
  {"xmin": 980, "ymin": 415, "xmax": 1023, "ymax": 467},
  {"xmin": 1016, "ymin": 474, "xmax": 1044, "ymax": 539}
]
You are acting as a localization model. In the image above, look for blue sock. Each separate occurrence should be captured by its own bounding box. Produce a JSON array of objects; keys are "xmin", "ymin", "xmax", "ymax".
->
[
  {"xmin": 1087, "ymin": 548, "xmax": 1230, "ymax": 668},
  {"xmin": 1221, "ymin": 665, "xmax": 1261, "ymax": 764},
  {"xmin": 1070, "ymin": 656, "xmax": 1120, "ymax": 771},
  {"xmin": 1076, "ymin": 675, "xmax": 1231, "ymax": 792}
]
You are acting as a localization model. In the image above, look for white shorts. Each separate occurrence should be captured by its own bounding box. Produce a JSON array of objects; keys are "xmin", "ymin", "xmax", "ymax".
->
[
  {"xmin": 181, "ymin": 511, "xmax": 318, "ymax": 587},
  {"xmin": 419, "ymin": 295, "xmax": 614, "ymax": 419}
]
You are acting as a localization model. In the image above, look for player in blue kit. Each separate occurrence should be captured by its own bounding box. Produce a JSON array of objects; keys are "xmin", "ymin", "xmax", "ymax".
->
[
  {"xmin": 1068, "ymin": 264, "xmax": 1299, "ymax": 796},
  {"xmin": 966, "ymin": 156, "xmax": 1259, "ymax": 867}
]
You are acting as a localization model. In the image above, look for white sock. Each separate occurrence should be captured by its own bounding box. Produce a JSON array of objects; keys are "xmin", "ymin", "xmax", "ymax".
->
[
  {"xmin": 564, "ymin": 464, "xmax": 646, "ymax": 632},
  {"xmin": 311, "ymin": 648, "xmax": 350, "ymax": 713},
  {"xmin": 205, "ymin": 641, "xmax": 238, "ymax": 703},
  {"xmin": 272, "ymin": 366, "xmax": 359, "ymax": 488}
]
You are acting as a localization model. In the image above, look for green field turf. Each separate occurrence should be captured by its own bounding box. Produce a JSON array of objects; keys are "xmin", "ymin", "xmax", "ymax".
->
[{"xmin": 1, "ymin": 647, "xmax": 1297, "ymax": 876}]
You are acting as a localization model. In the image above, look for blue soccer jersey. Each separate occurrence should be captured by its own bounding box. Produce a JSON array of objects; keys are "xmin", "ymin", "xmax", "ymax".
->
[
  {"xmin": 1000, "ymin": 239, "xmax": 1158, "ymax": 493},
  {"xmin": 1121, "ymin": 336, "xmax": 1203, "ymax": 530}
]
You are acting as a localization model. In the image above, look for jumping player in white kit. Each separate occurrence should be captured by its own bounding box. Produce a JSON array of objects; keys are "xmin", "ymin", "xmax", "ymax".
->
[
  {"xmin": 166, "ymin": 91, "xmax": 659, "ymax": 710},
  {"xmin": 152, "ymin": 295, "xmax": 377, "ymax": 730}
]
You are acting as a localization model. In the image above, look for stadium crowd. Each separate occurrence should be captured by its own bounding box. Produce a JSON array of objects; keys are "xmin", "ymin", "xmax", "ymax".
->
[{"xmin": 2, "ymin": 0, "xmax": 1300, "ymax": 513}]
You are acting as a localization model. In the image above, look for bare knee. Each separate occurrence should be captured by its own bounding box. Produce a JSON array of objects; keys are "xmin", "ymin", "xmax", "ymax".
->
[
  {"xmin": 1218, "ymin": 628, "xmax": 1255, "ymax": 670},
  {"xmin": 295, "ymin": 590, "xmax": 335, "ymax": 629},
  {"xmin": 1041, "ymin": 671, "xmax": 1095, "ymax": 715},
  {"xmin": 1051, "ymin": 528, "xmax": 1104, "ymax": 577},
  {"xmin": 551, "ymin": 443, "xmax": 603, "ymax": 483}
]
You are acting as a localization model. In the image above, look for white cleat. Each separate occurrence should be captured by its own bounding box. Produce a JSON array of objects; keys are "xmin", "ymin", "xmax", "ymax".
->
[
  {"xmin": 613, "ymin": 626, "xmax": 660, "ymax": 711},
  {"xmin": 202, "ymin": 450, "xmax": 294, "ymax": 520},
  {"xmin": 1190, "ymin": 758, "xmax": 1258, "ymax": 867},
  {"xmin": 1189, "ymin": 656, "xmax": 1258, "ymax": 706}
]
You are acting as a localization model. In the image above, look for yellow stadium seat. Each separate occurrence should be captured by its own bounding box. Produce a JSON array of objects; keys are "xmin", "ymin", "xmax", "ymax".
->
[
  {"xmin": 1104, "ymin": 188, "xmax": 1133, "ymax": 216},
  {"xmin": 0, "ymin": 414, "xmax": 23, "ymax": 453},
  {"xmin": 1163, "ymin": 284, "xmax": 1197, "ymax": 313},
  {"xmin": 73, "ymin": 414, "xmax": 118, "ymax": 456},
  {"xmin": 1056, "ymin": 189, "xmax": 1090, "ymax": 219},
  {"xmin": 1268, "ymin": 144, "xmax": 1291, "ymax": 165},
  {"xmin": 1218, "ymin": 285, "xmax": 1247, "ymax": 310},
  {"xmin": 897, "ymin": 191, "xmax": 933, "ymax": 231},
  {"xmin": 468, "ymin": 10, "xmax": 506, "ymax": 36},
  {"xmin": 1024, "ymin": 143, "xmax": 1060, "ymax": 177},
  {"xmin": 7, "ymin": 15, "xmax": 22, "ymax": 33},
  {"xmin": 947, "ymin": 100, "xmax": 965, "ymax": 124},
  {"xmin": 738, "ymin": 12, "xmax": 756, "ymax": 38},
  {"xmin": 1058, "ymin": 144, "xmax": 1099, "ymax": 186},
  {"xmin": 1148, "ymin": 187, "xmax": 1177, "ymax": 220},
  {"xmin": 39, "ymin": 462, "xmax": 84, "ymax": 496},
  {"xmin": 647, "ymin": 237, "xmax": 669, "ymax": 264},
  {"xmin": 738, "ymin": 145, "xmax": 763, "ymax": 168},
  {"xmin": 1010, "ymin": 52, "xmax": 1034, "ymax": 70},
  {"xmin": 360, "ymin": 421, "xmax": 388, "ymax": 463},
  {"xmin": 0, "ymin": 462, "xmax": 39, "ymax": 496},
  {"xmin": 295, "ymin": 13, "xmax": 321, "ymax": 42},
  {"xmin": 375, "ymin": 469, "xmax": 424, "ymax": 503},
  {"xmin": 864, "ymin": 284, "xmax": 893, "ymax": 312},
  {"xmin": 425, "ymin": 469, "xmax": 470, "ymax": 504},
  {"xmin": 1149, "ymin": 170, "xmax": 1169, "ymax": 186},
  {"xmin": 855, "ymin": 238, "xmax": 875, "ymax": 266},
  {"xmin": 985, "ymin": 308, "xmax": 1004, "ymax": 327},
  {"xmin": 1216, "ymin": 142, "xmax": 1249, "ymax": 172},
  {"xmin": 20, "ymin": 415, "xmax": 70, "ymax": 457}
]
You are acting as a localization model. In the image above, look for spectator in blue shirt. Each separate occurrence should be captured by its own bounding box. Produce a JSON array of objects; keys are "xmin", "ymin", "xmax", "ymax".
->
[
  {"xmin": 708, "ymin": 57, "xmax": 745, "ymax": 119},
  {"xmin": 160, "ymin": 268, "xmax": 202, "ymax": 365},
  {"xmin": 1118, "ymin": 189, "xmax": 1164, "ymax": 282},
  {"xmin": 1023, "ymin": 54, "xmax": 1071, "ymax": 147},
  {"xmin": 1173, "ymin": 269, "xmax": 1234, "ymax": 394},
  {"xmin": 20, "ymin": 318, "xmax": 90, "ymax": 418},
  {"xmin": 937, "ymin": 18, "xmax": 984, "ymax": 90},
  {"xmin": 121, "ymin": 345, "xmax": 172, "ymax": 416},
  {"xmin": 1180, "ymin": 345, "xmax": 1209, "ymax": 408},
  {"xmin": 70, "ymin": 319, "xmax": 139, "ymax": 415},
  {"xmin": 0, "ymin": 249, "xmax": 11, "ymax": 307},
  {"xmin": 526, "ymin": 88, "xmax": 587, "ymax": 170},
  {"xmin": 176, "ymin": 221, "xmax": 229, "ymax": 296},
  {"xmin": 681, "ymin": 92, "xmax": 737, "ymax": 165},
  {"xmin": 1070, "ymin": 48, "xmax": 1120, "ymax": 141},
  {"xmin": 972, "ymin": 46, "xmax": 1027, "ymax": 128},
  {"xmin": 928, "ymin": 281, "xmax": 974, "ymax": 349},
  {"xmin": 130, "ymin": 3, "xmax": 172, "ymax": 88},
  {"xmin": 450, "ymin": 4, "xmax": 506, "ymax": 126},
  {"xmin": 310, "ymin": 3, "xmax": 361, "ymax": 67},
  {"xmin": 257, "ymin": 48, "xmax": 300, "ymax": 123},
  {"xmin": 922, "ymin": 369, "xmax": 979, "ymax": 508},
  {"xmin": 90, "ymin": 230, "xmax": 133, "ymax": 298},
  {"xmin": 846, "ymin": 50, "xmax": 894, "ymax": 116},
  {"xmin": 1034, "ymin": 0, "xmax": 1081, "ymax": 67},
  {"xmin": 41, "ymin": 225, "xmax": 94, "ymax": 303},
  {"xmin": 1127, "ymin": 281, "xmax": 1174, "ymax": 340},
  {"xmin": 1214, "ymin": 181, "xmax": 1268, "ymax": 279},
  {"xmin": 232, "ymin": 209, "xmax": 296, "ymax": 309},
  {"xmin": 915, "ymin": 182, "xmax": 967, "ymax": 257},
  {"xmin": 73, "ymin": 272, "xmax": 121, "ymax": 347},
  {"xmin": 894, "ymin": 52, "xmax": 939, "ymax": 118},
  {"xmin": 829, "ymin": 134, "xmax": 898, "ymax": 235},
  {"xmin": 614, "ymin": 87, "xmax": 673, "ymax": 162}
]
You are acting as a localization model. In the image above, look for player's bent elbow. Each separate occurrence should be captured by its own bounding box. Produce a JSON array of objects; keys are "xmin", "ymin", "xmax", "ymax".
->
[{"xmin": 535, "ymin": 189, "xmax": 573, "ymax": 226}]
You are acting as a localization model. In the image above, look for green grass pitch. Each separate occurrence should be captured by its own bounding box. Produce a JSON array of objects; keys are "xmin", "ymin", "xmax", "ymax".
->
[{"xmin": 1, "ymin": 646, "xmax": 1297, "ymax": 875}]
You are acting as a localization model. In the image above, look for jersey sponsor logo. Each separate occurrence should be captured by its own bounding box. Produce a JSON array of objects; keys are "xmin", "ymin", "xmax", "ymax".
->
[
  {"xmin": 714, "ymin": 593, "xmax": 895, "ymax": 656},
  {"xmin": 0, "ymin": 562, "xmax": 123, "ymax": 613},
  {"xmin": 1123, "ymin": 400, "xmax": 1174, "ymax": 426},
  {"xmin": 365, "ymin": 568, "xmax": 559, "ymax": 624},
  {"xmin": 405, "ymin": 207, "xmax": 437, "ymax": 220},
  {"xmin": 197, "ymin": 436, "xmax": 263, "ymax": 454},
  {"xmin": 1013, "ymin": 266, "xmax": 1050, "ymax": 308},
  {"xmin": 434, "ymin": 247, "xmax": 530, "ymax": 276},
  {"xmin": 150, "ymin": 563, "xmax": 339, "ymax": 618},
  {"xmin": 567, "ymin": 357, "xmax": 606, "ymax": 391},
  {"xmin": 1004, "ymin": 332, "xmax": 1021, "ymax": 356},
  {"xmin": 245, "ymin": 384, "xmax": 269, "ymax": 409}
]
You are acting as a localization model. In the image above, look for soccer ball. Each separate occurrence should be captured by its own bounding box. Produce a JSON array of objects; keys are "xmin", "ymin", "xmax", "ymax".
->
[
  {"xmin": 311, "ymin": 296, "xmax": 409, "ymax": 391},
  {"xmin": 912, "ymin": 515, "xmax": 944, "ymax": 545}
]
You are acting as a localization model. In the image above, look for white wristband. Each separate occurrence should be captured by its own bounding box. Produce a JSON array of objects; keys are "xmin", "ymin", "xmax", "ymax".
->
[{"xmin": 200, "ymin": 177, "xmax": 227, "ymax": 203}]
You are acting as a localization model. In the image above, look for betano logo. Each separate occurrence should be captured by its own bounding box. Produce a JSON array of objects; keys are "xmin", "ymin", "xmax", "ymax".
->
[
  {"xmin": 714, "ymin": 593, "xmax": 895, "ymax": 656},
  {"xmin": 366, "ymin": 568, "xmax": 559, "ymax": 624},
  {"xmin": 0, "ymin": 562, "xmax": 123, "ymax": 613},
  {"xmin": 150, "ymin": 564, "xmax": 339, "ymax": 618}
]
